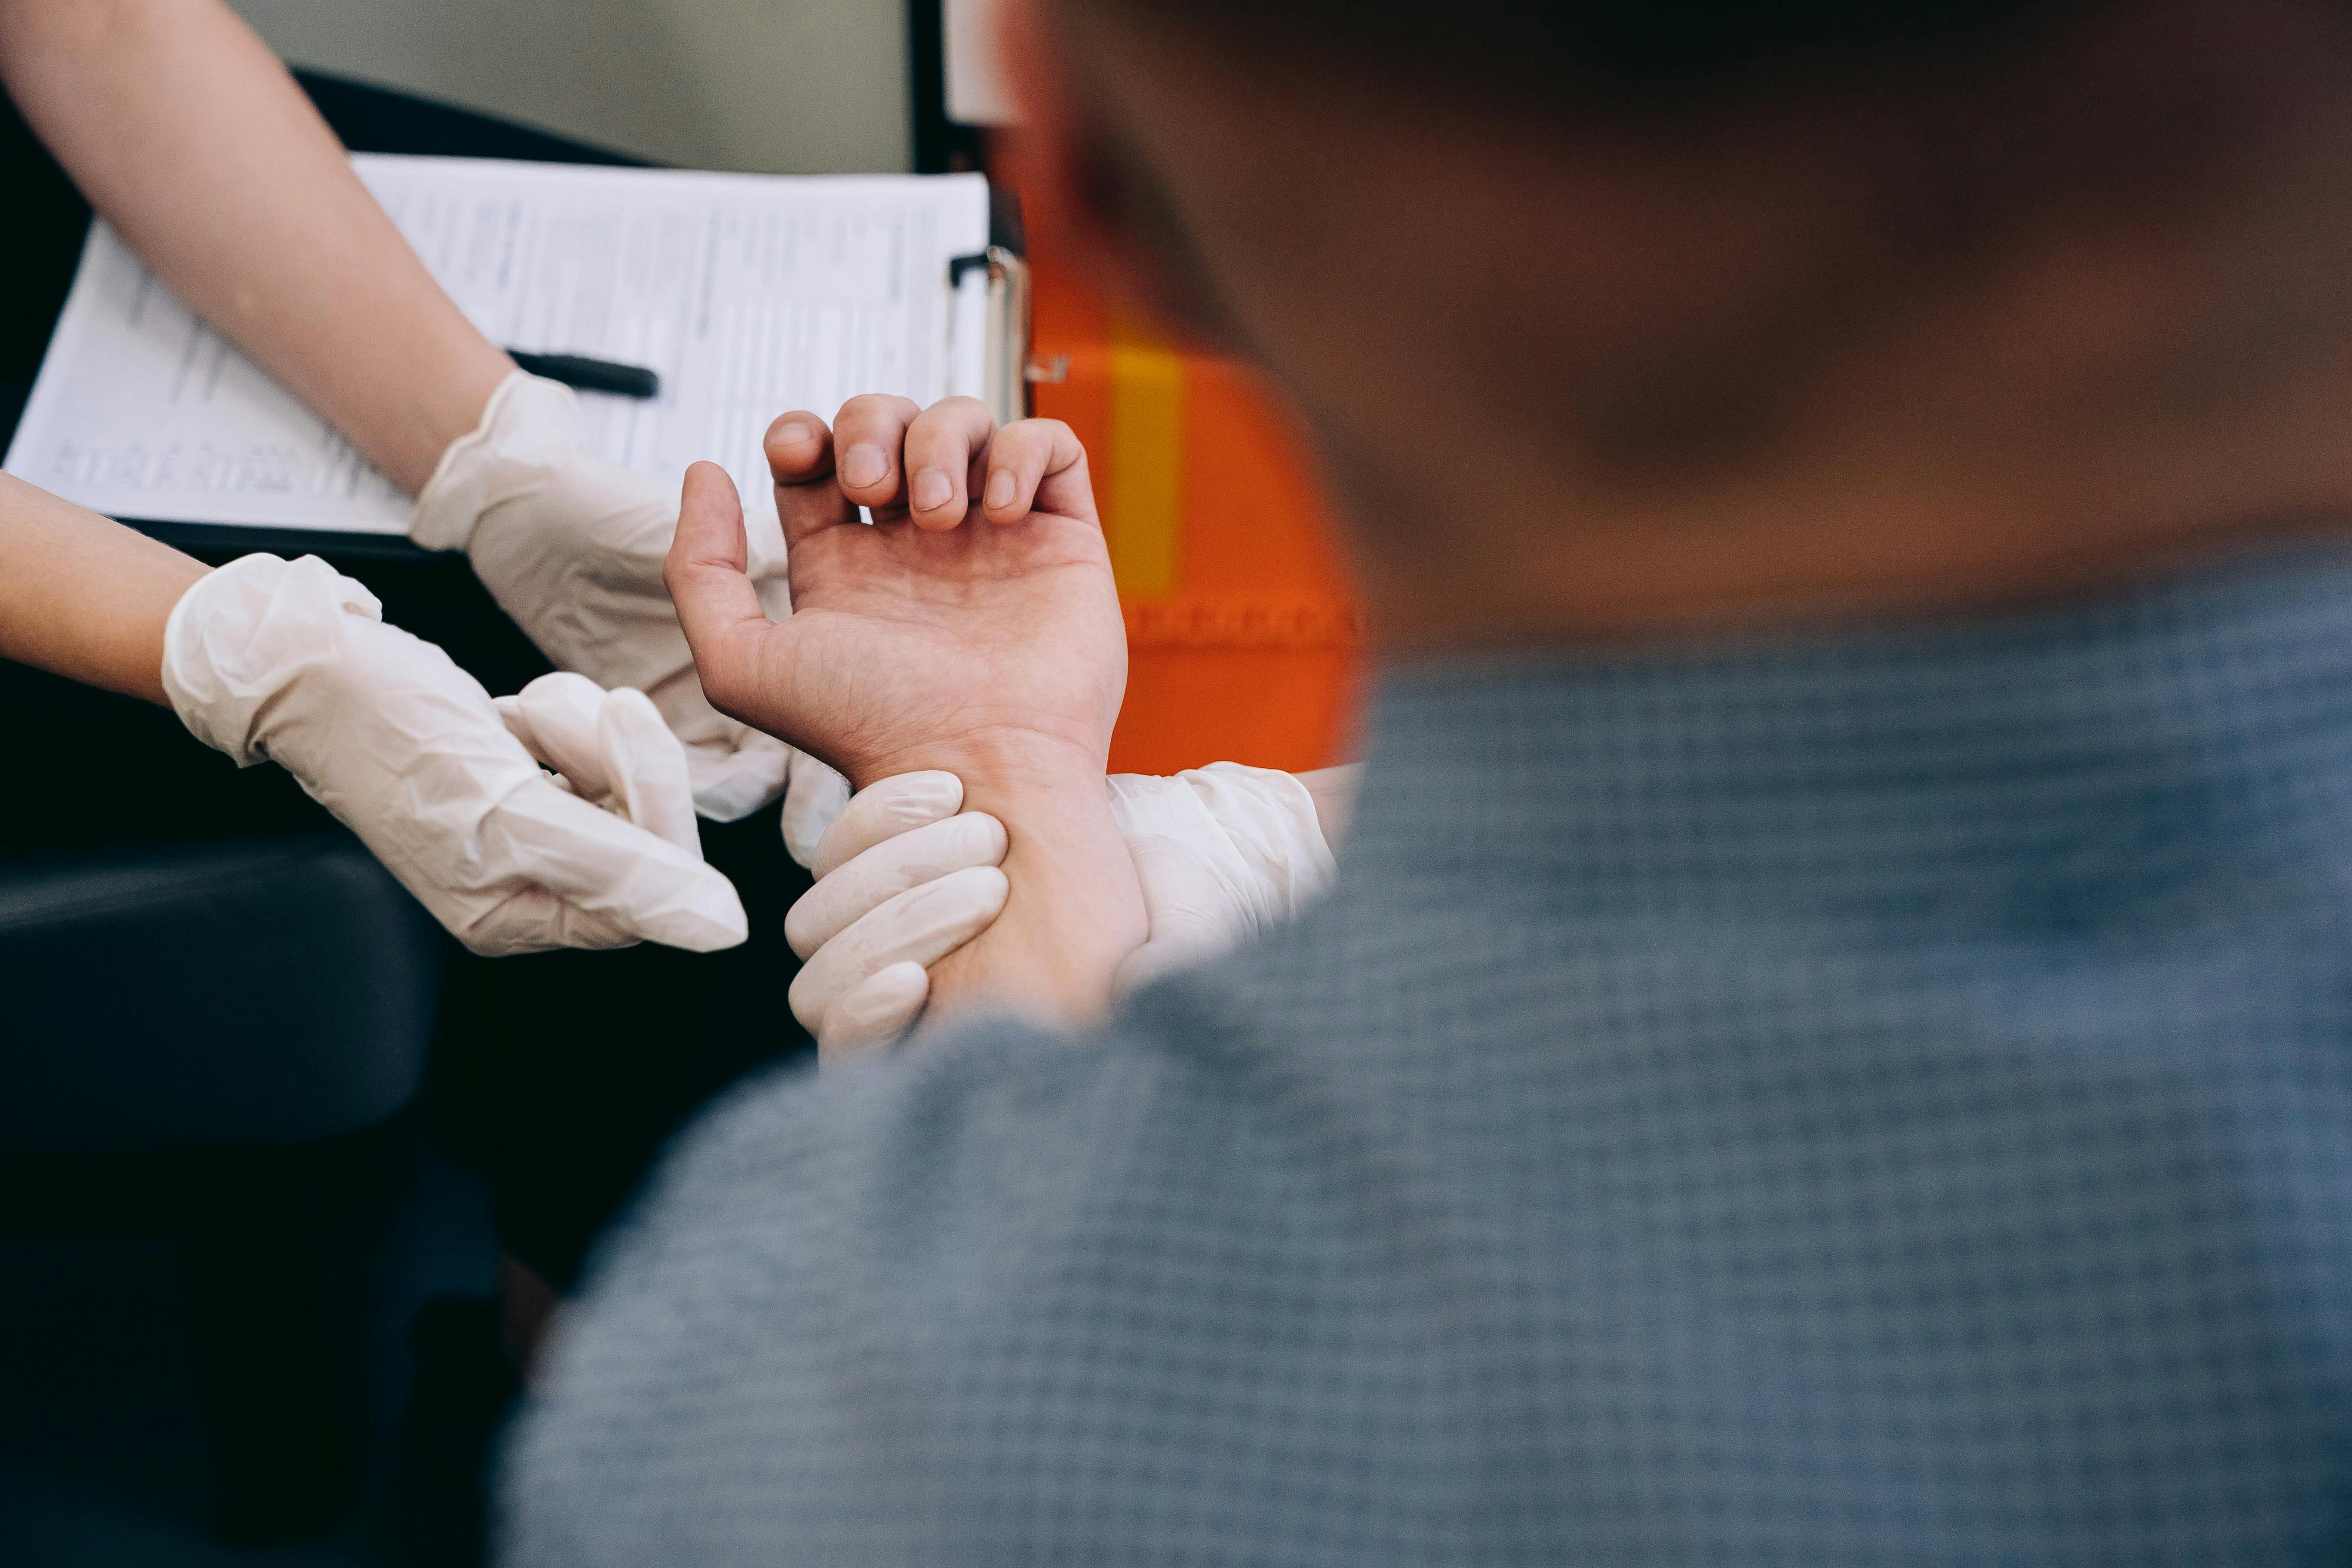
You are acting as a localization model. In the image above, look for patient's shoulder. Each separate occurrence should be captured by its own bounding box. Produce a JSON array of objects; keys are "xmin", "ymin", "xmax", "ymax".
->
[
  {"xmin": 632, "ymin": 1002, "xmax": 1214, "ymax": 1238},
  {"xmin": 503, "ymin": 1004, "xmax": 1292, "ymax": 1562},
  {"xmin": 630, "ymin": 970, "xmax": 1294, "ymax": 1241}
]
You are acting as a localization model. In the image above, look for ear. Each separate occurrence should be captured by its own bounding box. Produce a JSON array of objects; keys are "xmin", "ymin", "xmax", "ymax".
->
[{"xmin": 993, "ymin": 0, "xmax": 1232, "ymax": 347}]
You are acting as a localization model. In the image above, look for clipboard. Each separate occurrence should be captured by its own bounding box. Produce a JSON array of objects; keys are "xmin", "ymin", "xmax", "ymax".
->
[
  {"xmin": 4, "ymin": 158, "xmax": 1033, "ymax": 557},
  {"xmin": 953, "ymin": 185, "xmax": 1033, "ymax": 426}
]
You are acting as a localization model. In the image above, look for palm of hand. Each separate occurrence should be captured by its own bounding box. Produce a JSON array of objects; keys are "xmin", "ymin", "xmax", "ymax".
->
[{"xmin": 735, "ymin": 502, "xmax": 1127, "ymax": 785}]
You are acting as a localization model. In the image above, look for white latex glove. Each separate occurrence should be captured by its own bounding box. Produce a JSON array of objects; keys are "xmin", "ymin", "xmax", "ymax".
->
[
  {"xmin": 411, "ymin": 370, "xmax": 850, "ymax": 833},
  {"xmin": 1105, "ymin": 762, "xmax": 1344, "ymax": 988},
  {"xmin": 783, "ymin": 762, "xmax": 1348, "ymax": 1058},
  {"xmin": 162, "ymin": 553, "xmax": 748, "ymax": 957},
  {"xmin": 782, "ymin": 772, "xmax": 1010, "ymax": 1059}
]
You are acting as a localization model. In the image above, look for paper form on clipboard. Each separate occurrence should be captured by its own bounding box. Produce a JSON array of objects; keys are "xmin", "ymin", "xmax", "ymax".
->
[{"xmin": 2, "ymin": 155, "xmax": 994, "ymax": 537}]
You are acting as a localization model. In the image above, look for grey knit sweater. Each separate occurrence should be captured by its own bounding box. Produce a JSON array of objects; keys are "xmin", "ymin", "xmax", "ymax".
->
[{"xmin": 509, "ymin": 548, "xmax": 2352, "ymax": 1564}]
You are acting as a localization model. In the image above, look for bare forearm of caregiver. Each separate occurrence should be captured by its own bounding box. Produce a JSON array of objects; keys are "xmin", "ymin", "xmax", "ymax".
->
[
  {"xmin": 0, "ymin": 0, "xmax": 513, "ymax": 496},
  {"xmin": 0, "ymin": 473, "xmax": 206, "ymax": 703}
]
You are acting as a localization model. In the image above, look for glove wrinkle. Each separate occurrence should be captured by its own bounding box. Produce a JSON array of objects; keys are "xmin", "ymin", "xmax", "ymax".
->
[
  {"xmin": 410, "ymin": 369, "xmax": 818, "ymax": 824},
  {"xmin": 787, "ymin": 865, "xmax": 1009, "ymax": 1031},
  {"xmin": 163, "ymin": 552, "xmax": 747, "ymax": 957},
  {"xmin": 784, "ymin": 811, "xmax": 1008, "ymax": 958},
  {"xmin": 1107, "ymin": 763, "xmax": 1337, "ymax": 988}
]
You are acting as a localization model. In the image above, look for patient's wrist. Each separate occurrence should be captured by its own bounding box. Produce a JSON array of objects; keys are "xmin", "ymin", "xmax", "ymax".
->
[
  {"xmin": 852, "ymin": 723, "xmax": 1110, "ymax": 800},
  {"xmin": 912, "ymin": 738, "xmax": 1145, "ymax": 1024}
]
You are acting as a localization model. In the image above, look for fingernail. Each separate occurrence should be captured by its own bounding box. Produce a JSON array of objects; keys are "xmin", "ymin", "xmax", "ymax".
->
[
  {"xmin": 983, "ymin": 469, "xmax": 1017, "ymax": 510},
  {"xmin": 842, "ymin": 443, "xmax": 887, "ymax": 488},
  {"xmin": 847, "ymin": 963, "xmax": 926, "ymax": 1026},
  {"xmin": 913, "ymin": 469, "xmax": 954, "ymax": 512},
  {"xmin": 776, "ymin": 421, "xmax": 814, "ymax": 450}
]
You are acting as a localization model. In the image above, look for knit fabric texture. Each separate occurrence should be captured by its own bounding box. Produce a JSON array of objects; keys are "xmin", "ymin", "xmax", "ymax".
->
[{"xmin": 506, "ymin": 547, "xmax": 2352, "ymax": 1565}]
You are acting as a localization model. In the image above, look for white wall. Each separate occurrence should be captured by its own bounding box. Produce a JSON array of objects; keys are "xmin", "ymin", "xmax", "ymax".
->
[{"xmin": 228, "ymin": 0, "xmax": 910, "ymax": 174}]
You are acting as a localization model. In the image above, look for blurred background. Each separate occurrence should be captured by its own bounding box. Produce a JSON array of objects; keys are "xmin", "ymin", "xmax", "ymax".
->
[{"xmin": 230, "ymin": 0, "xmax": 913, "ymax": 173}]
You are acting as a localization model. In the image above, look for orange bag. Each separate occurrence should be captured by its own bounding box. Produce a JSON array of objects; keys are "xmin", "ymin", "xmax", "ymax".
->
[{"xmin": 1014, "ymin": 168, "xmax": 1367, "ymax": 777}]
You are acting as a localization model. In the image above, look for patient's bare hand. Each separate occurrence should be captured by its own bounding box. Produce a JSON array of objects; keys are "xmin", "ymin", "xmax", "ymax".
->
[
  {"xmin": 669, "ymin": 395, "xmax": 1146, "ymax": 1019},
  {"xmin": 666, "ymin": 394, "xmax": 1126, "ymax": 789}
]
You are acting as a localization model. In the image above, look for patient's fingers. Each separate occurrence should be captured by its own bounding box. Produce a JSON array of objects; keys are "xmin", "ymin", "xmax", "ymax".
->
[
  {"xmin": 763, "ymin": 411, "xmax": 832, "ymax": 483},
  {"xmin": 665, "ymin": 462, "xmax": 774, "ymax": 724},
  {"xmin": 830, "ymin": 393, "xmax": 924, "ymax": 517},
  {"xmin": 981, "ymin": 417, "xmax": 1095, "ymax": 527},
  {"xmin": 765, "ymin": 412, "xmax": 857, "ymax": 550},
  {"xmin": 900, "ymin": 396, "xmax": 998, "ymax": 531}
]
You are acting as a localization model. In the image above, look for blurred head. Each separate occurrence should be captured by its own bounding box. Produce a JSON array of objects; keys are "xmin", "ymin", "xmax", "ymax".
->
[{"xmin": 1002, "ymin": 0, "xmax": 2352, "ymax": 646}]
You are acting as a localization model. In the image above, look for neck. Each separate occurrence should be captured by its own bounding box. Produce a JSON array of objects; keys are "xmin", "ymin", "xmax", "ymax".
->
[{"xmin": 1340, "ymin": 383, "xmax": 2352, "ymax": 655}]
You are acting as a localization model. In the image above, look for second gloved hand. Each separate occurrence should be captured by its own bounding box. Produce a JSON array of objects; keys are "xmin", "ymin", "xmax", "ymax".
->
[
  {"xmin": 782, "ymin": 771, "xmax": 1011, "ymax": 1058},
  {"xmin": 163, "ymin": 553, "xmax": 748, "ymax": 956},
  {"xmin": 410, "ymin": 369, "xmax": 848, "ymax": 835},
  {"xmin": 784, "ymin": 763, "xmax": 1347, "ymax": 1058}
]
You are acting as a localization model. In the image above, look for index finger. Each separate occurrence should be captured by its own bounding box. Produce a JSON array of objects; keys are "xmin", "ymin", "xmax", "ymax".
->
[
  {"xmin": 828, "ymin": 393, "xmax": 924, "ymax": 520},
  {"xmin": 764, "ymin": 412, "xmax": 856, "ymax": 550}
]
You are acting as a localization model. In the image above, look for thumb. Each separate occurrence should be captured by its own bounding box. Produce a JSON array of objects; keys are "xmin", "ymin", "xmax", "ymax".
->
[
  {"xmin": 683, "ymin": 729, "xmax": 797, "ymax": 824},
  {"xmin": 664, "ymin": 461, "xmax": 776, "ymax": 725},
  {"xmin": 495, "ymin": 674, "xmax": 702, "ymax": 856},
  {"xmin": 591, "ymin": 686, "xmax": 703, "ymax": 854},
  {"xmin": 779, "ymin": 754, "xmax": 854, "ymax": 868},
  {"xmin": 495, "ymin": 671, "xmax": 612, "ymax": 796},
  {"xmin": 485, "ymin": 777, "xmax": 749, "ymax": 952}
]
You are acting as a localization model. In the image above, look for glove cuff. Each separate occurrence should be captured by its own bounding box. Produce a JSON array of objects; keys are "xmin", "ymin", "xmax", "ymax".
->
[
  {"xmin": 1198, "ymin": 761, "xmax": 1339, "ymax": 917},
  {"xmin": 162, "ymin": 553, "xmax": 383, "ymax": 764},
  {"xmin": 409, "ymin": 369, "xmax": 584, "ymax": 551},
  {"xmin": 1105, "ymin": 762, "xmax": 1339, "ymax": 932}
]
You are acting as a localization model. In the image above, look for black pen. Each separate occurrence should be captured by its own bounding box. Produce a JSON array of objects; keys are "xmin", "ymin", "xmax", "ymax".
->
[{"xmin": 505, "ymin": 349, "xmax": 662, "ymax": 400}]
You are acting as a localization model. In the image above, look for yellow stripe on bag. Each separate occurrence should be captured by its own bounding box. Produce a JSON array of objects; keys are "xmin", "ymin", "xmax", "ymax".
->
[{"xmin": 1105, "ymin": 319, "xmax": 1184, "ymax": 600}]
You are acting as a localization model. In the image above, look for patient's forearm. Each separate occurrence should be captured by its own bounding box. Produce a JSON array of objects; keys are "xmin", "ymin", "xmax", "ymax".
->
[
  {"xmin": 0, "ymin": 474, "xmax": 205, "ymax": 703},
  {"xmin": 919, "ymin": 745, "xmax": 1148, "ymax": 1024},
  {"xmin": 0, "ymin": 0, "xmax": 510, "ymax": 496}
]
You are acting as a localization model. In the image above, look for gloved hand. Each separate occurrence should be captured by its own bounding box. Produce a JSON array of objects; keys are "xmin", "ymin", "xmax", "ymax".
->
[
  {"xmin": 410, "ymin": 369, "xmax": 848, "ymax": 841},
  {"xmin": 162, "ymin": 552, "xmax": 749, "ymax": 956},
  {"xmin": 784, "ymin": 762, "xmax": 1347, "ymax": 1058},
  {"xmin": 1105, "ymin": 763, "xmax": 1344, "ymax": 987},
  {"xmin": 782, "ymin": 771, "xmax": 1010, "ymax": 1058}
]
